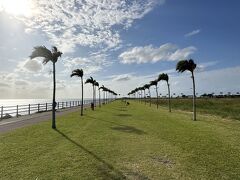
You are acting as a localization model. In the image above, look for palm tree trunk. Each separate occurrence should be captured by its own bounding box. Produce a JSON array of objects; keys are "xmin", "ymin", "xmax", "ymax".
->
[
  {"xmin": 92, "ymin": 85, "xmax": 95, "ymax": 110},
  {"xmin": 81, "ymin": 77, "xmax": 83, "ymax": 116},
  {"xmin": 167, "ymin": 82, "xmax": 171, "ymax": 112},
  {"xmin": 94, "ymin": 86, "xmax": 96, "ymax": 107},
  {"xmin": 103, "ymin": 91, "xmax": 105, "ymax": 105},
  {"xmin": 106, "ymin": 91, "xmax": 107, "ymax": 104},
  {"xmin": 99, "ymin": 89, "xmax": 101, "ymax": 107},
  {"xmin": 156, "ymin": 85, "xmax": 159, "ymax": 109},
  {"xmin": 52, "ymin": 62, "xmax": 56, "ymax": 129},
  {"xmin": 144, "ymin": 90, "xmax": 146, "ymax": 105},
  {"xmin": 192, "ymin": 72, "xmax": 196, "ymax": 121},
  {"xmin": 148, "ymin": 88, "xmax": 151, "ymax": 107}
]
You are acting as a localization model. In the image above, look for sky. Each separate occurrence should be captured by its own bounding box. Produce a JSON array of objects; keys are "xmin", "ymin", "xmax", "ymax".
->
[{"xmin": 0, "ymin": 0, "xmax": 240, "ymax": 99}]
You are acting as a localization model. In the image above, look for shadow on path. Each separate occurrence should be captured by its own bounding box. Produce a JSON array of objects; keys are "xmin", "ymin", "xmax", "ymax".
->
[{"xmin": 54, "ymin": 129, "xmax": 126, "ymax": 179}]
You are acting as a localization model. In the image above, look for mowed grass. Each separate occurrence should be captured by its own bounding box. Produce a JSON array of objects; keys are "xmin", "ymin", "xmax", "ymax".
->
[
  {"xmin": 148, "ymin": 98, "xmax": 240, "ymax": 120},
  {"xmin": 1, "ymin": 100, "xmax": 240, "ymax": 179}
]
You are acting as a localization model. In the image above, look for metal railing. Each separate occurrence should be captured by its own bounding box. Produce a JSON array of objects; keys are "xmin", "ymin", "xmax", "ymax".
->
[{"xmin": 0, "ymin": 99, "xmax": 114, "ymax": 120}]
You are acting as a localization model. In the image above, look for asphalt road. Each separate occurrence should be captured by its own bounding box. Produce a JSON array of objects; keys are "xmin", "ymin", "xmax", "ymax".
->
[{"xmin": 0, "ymin": 107, "xmax": 83, "ymax": 134}]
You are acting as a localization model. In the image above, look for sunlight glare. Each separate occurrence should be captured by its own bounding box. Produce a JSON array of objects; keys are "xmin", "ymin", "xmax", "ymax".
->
[{"xmin": 0, "ymin": 0, "xmax": 33, "ymax": 17}]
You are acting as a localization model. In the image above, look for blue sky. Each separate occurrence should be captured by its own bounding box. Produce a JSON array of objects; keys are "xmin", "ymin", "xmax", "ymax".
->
[{"xmin": 0, "ymin": 0, "xmax": 240, "ymax": 99}]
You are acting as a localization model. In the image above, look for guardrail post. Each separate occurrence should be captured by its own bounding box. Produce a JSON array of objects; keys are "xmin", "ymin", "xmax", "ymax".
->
[
  {"xmin": 46, "ymin": 103, "xmax": 48, "ymax": 111},
  {"xmin": 16, "ymin": 105, "xmax": 18, "ymax": 117},
  {"xmin": 62, "ymin": 102, "xmax": 64, "ymax": 109},
  {"xmin": 70, "ymin": 101, "xmax": 71, "ymax": 108},
  {"xmin": 38, "ymin": 104, "xmax": 40, "ymax": 112},
  {"xmin": 1, "ymin": 106, "xmax": 3, "ymax": 119},
  {"xmin": 57, "ymin": 102, "xmax": 59, "ymax": 109},
  {"xmin": 28, "ymin": 104, "xmax": 30, "ymax": 115}
]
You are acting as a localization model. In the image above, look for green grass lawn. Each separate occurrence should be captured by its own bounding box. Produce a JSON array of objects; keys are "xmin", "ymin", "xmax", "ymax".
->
[
  {"xmin": 1, "ymin": 100, "xmax": 240, "ymax": 179},
  {"xmin": 147, "ymin": 98, "xmax": 240, "ymax": 120}
]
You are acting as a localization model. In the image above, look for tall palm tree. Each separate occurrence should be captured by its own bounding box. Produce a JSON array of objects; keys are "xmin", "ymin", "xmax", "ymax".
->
[
  {"xmin": 94, "ymin": 81, "xmax": 100, "ymax": 107},
  {"xmin": 176, "ymin": 59, "xmax": 197, "ymax": 121},
  {"xmin": 30, "ymin": 46, "xmax": 62, "ymax": 129},
  {"xmin": 85, "ymin": 77, "xmax": 95, "ymax": 110},
  {"xmin": 144, "ymin": 84, "xmax": 151, "ymax": 106},
  {"xmin": 150, "ymin": 80, "xmax": 159, "ymax": 109},
  {"xmin": 71, "ymin": 69, "xmax": 84, "ymax": 116},
  {"xmin": 158, "ymin": 73, "xmax": 171, "ymax": 112}
]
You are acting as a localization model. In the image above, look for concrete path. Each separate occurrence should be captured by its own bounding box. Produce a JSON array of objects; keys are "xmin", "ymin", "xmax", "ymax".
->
[{"xmin": 0, "ymin": 107, "xmax": 83, "ymax": 134}]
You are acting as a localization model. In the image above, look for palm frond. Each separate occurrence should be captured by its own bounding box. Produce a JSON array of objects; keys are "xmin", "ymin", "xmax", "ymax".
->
[
  {"xmin": 71, "ymin": 69, "xmax": 83, "ymax": 77},
  {"xmin": 176, "ymin": 59, "xmax": 197, "ymax": 73},
  {"xmin": 158, "ymin": 73, "xmax": 169, "ymax": 82},
  {"xmin": 150, "ymin": 80, "xmax": 158, "ymax": 86},
  {"xmin": 94, "ymin": 81, "xmax": 99, "ymax": 87},
  {"xmin": 30, "ymin": 46, "xmax": 52, "ymax": 64},
  {"xmin": 144, "ymin": 84, "xmax": 150, "ymax": 89},
  {"xmin": 176, "ymin": 60, "xmax": 188, "ymax": 73},
  {"xmin": 85, "ymin": 77, "xmax": 94, "ymax": 84}
]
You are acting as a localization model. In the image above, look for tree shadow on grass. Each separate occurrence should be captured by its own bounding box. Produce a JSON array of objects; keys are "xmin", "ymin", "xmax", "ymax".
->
[
  {"xmin": 118, "ymin": 109, "xmax": 127, "ymax": 112},
  {"xmin": 54, "ymin": 129, "xmax": 126, "ymax": 179},
  {"xmin": 111, "ymin": 125, "xmax": 145, "ymax": 135},
  {"xmin": 115, "ymin": 114, "xmax": 132, "ymax": 117},
  {"xmin": 85, "ymin": 115, "xmax": 146, "ymax": 135},
  {"xmin": 101, "ymin": 107, "xmax": 128, "ymax": 113}
]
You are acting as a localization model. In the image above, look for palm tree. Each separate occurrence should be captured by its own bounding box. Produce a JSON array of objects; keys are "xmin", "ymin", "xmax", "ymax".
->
[
  {"xmin": 30, "ymin": 46, "xmax": 62, "ymax": 129},
  {"xmin": 176, "ymin": 59, "xmax": 197, "ymax": 121},
  {"xmin": 144, "ymin": 84, "xmax": 151, "ymax": 106},
  {"xmin": 85, "ymin": 77, "xmax": 95, "ymax": 110},
  {"xmin": 142, "ymin": 86, "xmax": 147, "ymax": 105},
  {"xmin": 99, "ymin": 85, "xmax": 106, "ymax": 105},
  {"xmin": 158, "ymin": 73, "xmax": 171, "ymax": 112},
  {"xmin": 139, "ymin": 87, "xmax": 145, "ymax": 103},
  {"xmin": 150, "ymin": 80, "xmax": 159, "ymax": 109},
  {"xmin": 94, "ymin": 81, "xmax": 100, "ymax": 107},
  {"xmin": 71, "ymin": 69, "xmax": 84, "ymax": 116}
]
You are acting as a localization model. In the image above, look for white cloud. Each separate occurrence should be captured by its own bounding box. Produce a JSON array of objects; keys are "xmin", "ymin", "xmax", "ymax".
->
[
  {"xmin": 185, "ymin": 29, "xmax": 201, "ymax": 37},
  {"xmin": 14, "ymin": 80, "xmax": 29, "ymax": 86},
  {"xmin": 0, "ymin": 82, "xmax": 10, "ymax": 88},
  {"xmin": 24, "ymin": 28, "xmax": 34, "ymax": 34},
  {"xmin": 9, "ymin": 0, "xmax": 164, "ymax": 53},
  {"xmin": 16, "ymin": 58, "xmax": 43, "ymax": 73},
  {"xmin": 63, "ymin": 54, "xmax": 112, "ymax": 75},
  {"xmin": 197, "ymin": 61, "xmax": 218, "ymax": 72},
  {"xmin": 23, "ymin": 59, "xmax": 43, "ymax": 72},
  {"xmin": 119, "ymin": 43, "xmax": 197, "ymax": 64},
  {"xmin": 108, "ymin": 73, "xmax": 135, "ymax": 82}
]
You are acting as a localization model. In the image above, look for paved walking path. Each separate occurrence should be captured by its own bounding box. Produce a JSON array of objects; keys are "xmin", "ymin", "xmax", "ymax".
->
[{"xmin": 0, "ymin": 107, "xmax": 83, "ymax": 134}]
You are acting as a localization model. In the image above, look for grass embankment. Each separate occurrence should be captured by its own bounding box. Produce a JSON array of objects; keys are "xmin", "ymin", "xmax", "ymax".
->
[
  {"xmin": 145, "ymin": 98, "xmax": 240, "ymax": 120},
  {"xmin": 1, "ymin": 100, "xmax": 240, "ymax": 179}
]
